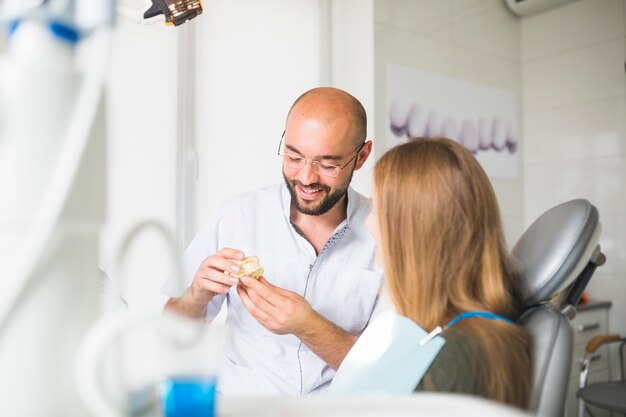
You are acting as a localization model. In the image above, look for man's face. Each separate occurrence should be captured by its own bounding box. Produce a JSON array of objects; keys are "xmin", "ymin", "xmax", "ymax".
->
[
  {"xmin": 281, "ymin": 123, "xmax": 358, "ymax": 216},
  {"xmin": 282, "ymin": 166, "xmax": 354, "ymax": 216}
]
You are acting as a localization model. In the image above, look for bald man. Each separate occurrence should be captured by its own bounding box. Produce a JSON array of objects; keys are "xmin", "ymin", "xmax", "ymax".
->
[{"xmin": 163, "ymin": 87, "xmax": 384, "ymax": 396}]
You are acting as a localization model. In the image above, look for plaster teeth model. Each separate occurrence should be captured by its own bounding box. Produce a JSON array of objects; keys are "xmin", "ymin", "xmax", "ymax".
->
[{"xmin": 229, "ymin": 256, "xmax": 264, "ymax": 279}]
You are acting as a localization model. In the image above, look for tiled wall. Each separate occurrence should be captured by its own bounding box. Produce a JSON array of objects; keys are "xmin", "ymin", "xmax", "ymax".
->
[
  {"xmin": 375, "ymin": 0, "xmax": 626, "ymax": 339},
  {"xmin": 521, "ymin": 0, "xmax": 626, "ymax": 337},
  {"xmin": 104, "ymin": 0, "xmax": 624, "ymax": 328},
  {"xmin": 374, "ymin": 0, "xmax": 524, "ymax": 245}
]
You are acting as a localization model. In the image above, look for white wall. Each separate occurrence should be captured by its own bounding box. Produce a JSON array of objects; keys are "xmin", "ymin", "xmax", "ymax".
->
[
  {"xmin": 373, "ymin": 0, "xmax": 524, "ymax": 245},
  {"xmin": 194, "ymin": 0, "xmax": 323, "ymax": 224},
  {"xmin": 194, "ymin": 0, "xmax": 375, "ymax": 224},
  {"xmin": 329, "ymin": 0, "xmax": 376, "ymax": 195},
  {"xmin": 521, "ymin": 0, "xmax": 626, "ymax": 340},
  {"xmin": 100, "ymin": 17, "xmax": 179, "ymax": 312}
]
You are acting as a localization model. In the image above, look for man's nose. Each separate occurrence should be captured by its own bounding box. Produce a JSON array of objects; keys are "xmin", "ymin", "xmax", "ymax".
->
[{"xmin": 298, "ymin": 160, "xmax": 320, "ymax": 185}]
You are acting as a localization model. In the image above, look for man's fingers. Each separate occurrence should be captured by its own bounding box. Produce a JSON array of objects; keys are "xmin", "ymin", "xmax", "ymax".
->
[
  {"xmin": 241, "ymin": 284, "xmax": 280, "ymax": 317},
  {"xmin": 197, "ymin": 264, "xmax": 236, "ymax": 286},
  {"xmin": 198, "ymin": 247, "xmax": 248, "ymax": 286},
  {"xmin": 193, "ymin": 271, "xmax": 231, "ymax": 294},
  {"xmin": 217, "ymin": 247, "xmax": 245, "ymax": 261},
  {"xmin": 203, "ymin": 281, "xmax": 231, "ymax": 294},
  {"xmin": 240, "ymin": 276, "xmax": 282, "ymax": 306},
  {"xmin": 257, "ymin": 276, "xmax": 275, "ymax": 288},
  {"xmin": 202, "ymin": 252, "xmax": 243, "ymax": 277},
  {"xmin": 237, "ymin": 285, "xmax": 273, "ymax": 322},
  {"xmin": 257, "ymin": 277, "xmax": 289, "ymax": 297}
]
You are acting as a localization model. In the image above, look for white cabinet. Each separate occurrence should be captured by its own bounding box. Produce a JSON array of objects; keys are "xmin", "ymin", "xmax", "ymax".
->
[{"xmin": 564, "ymin": 301, "xmax": 612, "ymax": 417}]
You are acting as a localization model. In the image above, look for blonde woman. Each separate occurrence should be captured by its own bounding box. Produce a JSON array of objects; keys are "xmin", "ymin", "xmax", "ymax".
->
[{"xmin": 365, "ymin": 137, "xmax": 531, "ymax": 408}]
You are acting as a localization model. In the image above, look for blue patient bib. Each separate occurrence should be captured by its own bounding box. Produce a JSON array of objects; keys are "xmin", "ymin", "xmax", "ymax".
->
[{"xmin": 329, "ymin": 309, "xmax": 445, "ymax": 395}]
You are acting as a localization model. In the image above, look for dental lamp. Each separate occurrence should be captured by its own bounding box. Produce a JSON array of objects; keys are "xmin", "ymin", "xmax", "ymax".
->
[
  {"xmin": 116, "ymin": 0, "xmax": 203, "ymax": 26},
  {"xmin": 0, "ymin": 0, "xmax": 202, "ymax": 29},
  {"xmin": 143, "ymin": 0, "xmax": 203, "ymax": 26}
]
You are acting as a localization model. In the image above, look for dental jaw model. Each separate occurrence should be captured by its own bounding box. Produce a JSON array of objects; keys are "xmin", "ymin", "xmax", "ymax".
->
[{"xmin": 230, "ymin": 256, "xmax": 264, "ymax": 279}]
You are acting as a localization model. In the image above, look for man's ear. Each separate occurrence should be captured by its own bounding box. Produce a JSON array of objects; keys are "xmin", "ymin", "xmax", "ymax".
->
[{"xmin": 354, "ymin": 140, "xmax": 373, "ymax": 170}]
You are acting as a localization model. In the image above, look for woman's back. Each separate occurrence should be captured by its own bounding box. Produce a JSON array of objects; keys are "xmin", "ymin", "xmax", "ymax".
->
[{"xmin": 416, "ymin": 320, "xmax": 531, "ymax": 408}]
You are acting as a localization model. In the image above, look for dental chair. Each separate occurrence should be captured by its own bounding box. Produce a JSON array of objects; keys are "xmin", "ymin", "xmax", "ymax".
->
[{"xmin": 510, "ymin": 199, "xmax": 605, "ymax": 417}]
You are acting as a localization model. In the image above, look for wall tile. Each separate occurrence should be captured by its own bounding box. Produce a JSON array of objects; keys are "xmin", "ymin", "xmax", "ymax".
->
[
  {"xmin": 521, "ymin": 0, "xmax": 626, "ymax": 341},
  {"xmin": 374, "ymin": 0, "xmax": 453, "ymax": 40},
  {"xmin": 502, "ymin": 214, "xmax": 525, "ymax": 248},
  {"xmin": 453, "ymin": 45, "xmax": 521, "ymax": 91},
  {"xmin": 375, "ymin": 23, "xmax": 454, "ymax": 86},
  {"xmin": 374, "ymin": 83, "xmax": 390, "ymax": 154},
  {"xmin": 595, "ymin": 214, "xmax": 626, "ymax": 275},
  {"xmin": 452, "ymin": 0, "xmax": 501, "ymax": 15},
  {"xmin": 521, "ymin": 0, "xmax": 625, "ymax": 62},
  {"xmin": 584, "ymin": 273, "xmax": 626, "ymax": 336},
  {"xmin": 374, "ymin": 0, "xmax": 525, "ymax": 251},
  {"xmin": 374, "ymin": 0, "xmax": 626, "ymax": 342},
  {"xmin": 492, "ymin": 178, "xmax": 525, "ymax": 217},
  {"xmin": 524, "ymin": 96, "xmax": 626, "ymax": 164},
  {"xmin": 523, "ymin": 38, "xmax": 626, "ymax": 111},
  {"xmin": 524, "ymin": 156, "xmax": 626, "ymax": 221},
  {"xmin": 452, "ymin": 0, "xmax": 521, "ymax": 61}
]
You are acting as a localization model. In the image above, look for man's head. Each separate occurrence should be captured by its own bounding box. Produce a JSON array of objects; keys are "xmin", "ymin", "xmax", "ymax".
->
[{"xmin": 281, "ymin": 87, "xmax": 372, "ymax": 216}]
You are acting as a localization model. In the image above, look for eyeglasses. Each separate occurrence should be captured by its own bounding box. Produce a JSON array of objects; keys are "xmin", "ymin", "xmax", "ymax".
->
[{"xmin": 277, "ymin": 131, "xmax": 366, "ymax": 178}]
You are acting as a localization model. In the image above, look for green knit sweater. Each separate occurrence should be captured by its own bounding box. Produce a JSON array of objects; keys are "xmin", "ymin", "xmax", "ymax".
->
[{"xmin": 415, "ymin": 325, "xmax": 486, "ymax": 396}]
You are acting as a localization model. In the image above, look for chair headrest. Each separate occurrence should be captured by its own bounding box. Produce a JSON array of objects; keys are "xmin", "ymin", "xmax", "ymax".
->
[{"xmin": 510, "ymin": 199, "xmax": 600, "ymax": 307}]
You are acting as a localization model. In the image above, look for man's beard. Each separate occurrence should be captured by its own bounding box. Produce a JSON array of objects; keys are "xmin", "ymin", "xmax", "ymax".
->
[{"xmin": 283, "ymin": 170, "xmax": 353, "ymax": 216}]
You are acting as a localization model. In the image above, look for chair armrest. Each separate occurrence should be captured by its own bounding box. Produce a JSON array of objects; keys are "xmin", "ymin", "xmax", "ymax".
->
[
  {"xmin": 579, "ymin": 334, "xmax": 626, "ymax": 389},
  {"xmin": 585, "ymin": 334, "xmax": 621, "ymax": 353}
]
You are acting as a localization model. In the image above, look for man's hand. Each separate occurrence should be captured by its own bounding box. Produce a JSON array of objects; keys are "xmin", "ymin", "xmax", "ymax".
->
[
  {"xmin": 165, "ymin": 247, "xmax": 245, "ymax": 319},
  {"xmin": 236, "ymin": 276, "xmax": 314, "ymax": 335},
  {"xmin": 237, "ymin": 276, "xmax": 358, "ymax": 370}
]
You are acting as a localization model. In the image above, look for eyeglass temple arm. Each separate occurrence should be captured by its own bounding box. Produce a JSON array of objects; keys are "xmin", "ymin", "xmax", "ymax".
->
[{"xmin": 277, "ymin": 131, "xmax": 285, "ymax": 155}]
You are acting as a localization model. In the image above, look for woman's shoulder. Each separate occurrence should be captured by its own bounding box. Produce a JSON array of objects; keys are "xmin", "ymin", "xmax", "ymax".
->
[
  {"xmin": 416, "ymin": 325, "xmax": 486, "ymax": 395},
  {"xmin": 416, "ymin": 319, "xmax": 531, "ymax": 407}
]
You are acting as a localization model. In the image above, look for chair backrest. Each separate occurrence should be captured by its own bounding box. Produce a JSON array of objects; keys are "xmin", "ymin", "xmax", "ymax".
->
[{"xmin": 510, "ymin": 199, "xmax": 604, "ymax": 417}]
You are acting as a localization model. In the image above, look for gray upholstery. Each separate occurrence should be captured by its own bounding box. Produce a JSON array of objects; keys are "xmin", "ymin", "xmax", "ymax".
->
[
  {"xmin": 510, "ymin": 199, "xmax": 603, "ymax": 417},
  {"xmin": 511, "ymin": 199, "xmax": 600, "ymax": 306},
  {"xmin": 578, "ymin": 381, "xmax": 626, "ymax": 413},
  {"xmin": 518, "ymin": 306, "xmax": 573, "ymax": 416}
]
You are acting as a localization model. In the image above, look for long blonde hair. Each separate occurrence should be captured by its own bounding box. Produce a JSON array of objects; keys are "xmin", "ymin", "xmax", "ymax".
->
[{"xmin": 373, "ymin": 137, "xmax": 530, "ymax": 407}]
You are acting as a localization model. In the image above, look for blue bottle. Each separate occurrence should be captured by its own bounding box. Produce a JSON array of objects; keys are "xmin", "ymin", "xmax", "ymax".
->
[{"xmin": 160, "ymin": 376, "xmax": 217, "ymax": 417}]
